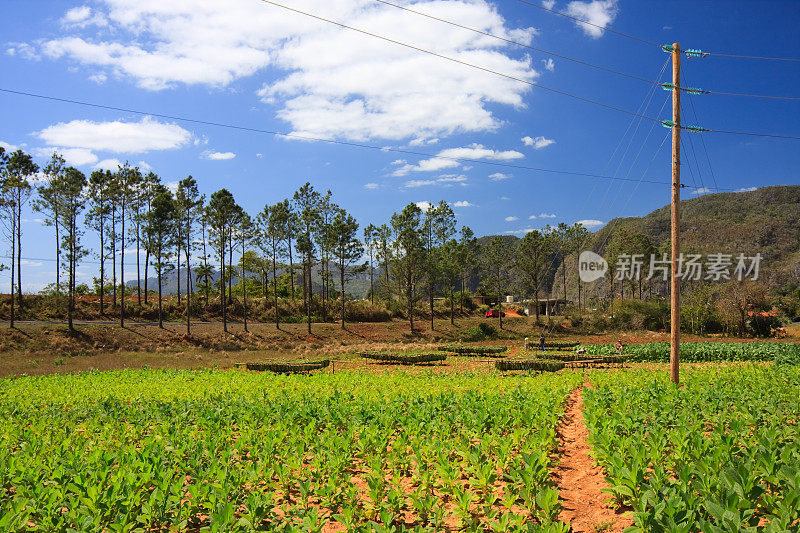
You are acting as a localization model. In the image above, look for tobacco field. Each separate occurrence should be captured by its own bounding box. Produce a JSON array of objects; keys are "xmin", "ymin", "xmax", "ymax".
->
[
  {"xmin": 0, "ymin": 369, "xmax": 580, "ymax": 532},
  {"xmin": 584, "ymin": 364, "xmax": 800, "ymax": 532}
]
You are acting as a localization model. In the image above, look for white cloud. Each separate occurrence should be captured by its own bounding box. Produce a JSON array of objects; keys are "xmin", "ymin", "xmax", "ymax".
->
[
  {"xmin": 390, "ymin": 159, "xmax": 406, "ymax": 166},
  {"xmin": 691, "ymin": 187, "xmax": 712, "ymax": 195},
  {"xmin": 33, "ymin": 147, "xmax": 98, "ymax": 167},
  {"xmin": 138, "ymin": 161, "xmax": 152, "ymax": 171},
  {"xmin": 504, "ymin": 228, "xmax": 535, "ymax": 235},
  {"xmin": 542, "ymin": 58, "xmax": 555, "ymax": 72},
  {"xmin": 393, "ymin": 144, "xmax": 524, "ymax": 176},
  {"xmin": 6, "ymin": 43, "xmax": 40, "ymax": 61},
  {"xmin": 736, "ymin": 186, "xmax": 757, "ymax": 192},
  {"xmin": 528, "ymin": 214, "xmax": 537, "ymax": 219},
  {"xmin": 564, "ymin": 0, "xmax": 619, "ymax": 38},
  {"xmin": 364, "ymin": 182, "xmax": 379, "ymax": 190},
  {"xmin": 31, "ymin": 0, "xmax": 537, "ymax": 142},
  {"xmin": 21, "ymin": 259, "xmax": 44, "ymax": 267},
  {"xmin": 405, "ymin": 180, "xmax": 437, "ymax": 188},
  {"xmin": 489, "ymin": 172, "xmax": 511, "ymax": 181},
  {"xmin": 88, "ymin": 72, "xmax": 107, "ymax": 84},
  {"xmin": 94, "ymin": 158, "xmax": 121, "ymax": 171},
  {"xmin": 256, "ymin": 153, "xmax": 264, "ymax": 158},
  {"xmin": 505, "ymin": 216, "xmax": 519, "ymax": 222},
  {"xmin": 542, "ymin": 1, "xmax": 557, "ymax": 9},
  {"xmin": 415, "ymin": 201, "xmax": 432, "ymax": 211},
  {"xmin": 62, "ymin": 6, "xmax": 91, "ymax": 24},
  {"xmin": 500, "ymin": 196, "xmax": 510, "ymax": 200},
  {"xmin": 409, "ymin": 137, "xmax": 439, "ymax": 146},
  {"xmin": 452, "ymin": 200, "xmax": 475, "ymax": 207},
  {"xmin": 38, "ymin": 117, "xmax": 191, "ymax": 154},
  {"xmin": 522, "ymin": 135, "xmax": 556, "ymax": 149},
  {"xmin": 539, "ymin": 212, "xmax": 556, "ymax": 218},
  {"xmin": 0, "ymin": 141, "xmax": 20, "ymax": 152},
  {"xmin": 577, "ymin": 219, "xmax": 604, "ymax": 228},
  {"xmin": 404, "ymin": 175, "xmax": 467, "ymax": 188},
  {"xmin": 201, "ymin": 150, "xmax": 236, "ymax": 161}
]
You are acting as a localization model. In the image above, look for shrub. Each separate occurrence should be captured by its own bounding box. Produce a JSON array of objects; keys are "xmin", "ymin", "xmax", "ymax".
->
[
  {"xmin": 609, "ymin": 299, "xmax": 669, "ymax": 331},
  {"xmin": 246, "ymin": 360, "xmax": 330, "ymax": 373},
  {"xmin": 439, "ymin": 345, "xmax": 507, "ymax": 356},
  {"xmin": 361, "ymin": 352, "xmax": 446, "ymax": 364},
  {"xmin": 460, "ymin": 322, "xmax": 498, "ymax": 342},
  {"xmin": 495, "ymin": 359, "xmax": 565, "ymax": 372}
]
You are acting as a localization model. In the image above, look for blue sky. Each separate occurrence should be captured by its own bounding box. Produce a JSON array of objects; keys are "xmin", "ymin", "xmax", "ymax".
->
[{"xmin": 1, "ymin": 0, "xmax": 799, "ymax": 290}]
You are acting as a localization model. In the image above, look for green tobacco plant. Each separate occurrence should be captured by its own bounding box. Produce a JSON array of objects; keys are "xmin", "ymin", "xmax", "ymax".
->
[
  {"xmin": 584, "ymin": 365, "xmax": 800, "ymax": 532},
  {"xmin": 0, "ymin": 369, "xmax": 578, "ymax": 530}
]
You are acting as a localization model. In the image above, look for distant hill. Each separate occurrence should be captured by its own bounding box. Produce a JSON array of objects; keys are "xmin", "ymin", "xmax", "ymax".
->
[{"xmin": 558, "ymin": 185, "xmax": 800, "ymax": 298}]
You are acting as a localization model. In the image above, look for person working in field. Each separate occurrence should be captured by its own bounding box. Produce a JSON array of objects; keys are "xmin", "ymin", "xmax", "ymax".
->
[
  {"xmin": 615, "ymin": 339, "xmax": 624, "ymax": 354},
  {"xmin": 539, "ymin": 334, "xmax": 546, "ymax": 352},
  {"xmin": 524, "ymin": 337, "xmax": 531, "ymax": 350}
]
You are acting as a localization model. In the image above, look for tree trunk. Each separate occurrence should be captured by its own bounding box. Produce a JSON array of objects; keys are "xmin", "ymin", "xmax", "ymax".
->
[
  {"xmin": 429, "ymin": 282, "xmax": 434, "ymax": 331},
  {"xmin": 221, "ymin": 237, "xmax": 227, "ymax": 334},
  {"xmin": 144, "ymin": 249, "xmax": 150, "ymax": 304},
  {"xmin": 120, "ymin": 203, "xmax": 125, "ymax": 327},
  {"xmin": 288, "ymin": 238, "xmax": 295, "ymax": 298},
  {"xmin": 273, "ymin": 240, "xmax": 280, "ymax": 330},
  {"xmin": 450, "ymin": 279, "xmax": 455, "ymax": 325},
  {"xmin": 136, "ymin": 222, "xmax": 141, "ymax": 306},
  {"xmin": 9, "ymin": 214, "xmax": 16, "ymax": 328},
  {"xmin": 228, "ymin": 232, "xmax": 233, "ymax": 307},
  {"xmin": 369, "ymin": 252, "xmax": 374, "ymax": 305},
  {"xmin": 242, "ymin": 240, "xmax": 248, "ymax": 333},
  {"xmin": 55, "ymin": 217, "xmax": 60, "ymax": 312},
  {"xmin": 498, "ymin": 298, "xmax": 503, "ymax": 330},
  {"xmin": 16, "ymin": 195, "xmax": 22, "ymax": 306},
  {"xmin": 202, "ymin": 221, "xmax": 209, "ymax": 308},
  {"xmin": 407, "ymin": 275, "xmax": 414, "ymax": 333},
  {"xmin": 534, "ymin": 290, "xmax": 540, "ymax": 325},
  {"xmin": 186, "ymin": 218, "xmax": 191, "ymax": 336},
  {"xmin": 177, "ymin": 244, "xmax": 181, "ymax": 306},
  {"xmin": 306, "ymin": 258, "xmax": 312, "ymax": 335},
  {"xmin": 157, "ymin": 248, "xmax": 163, "ymax": 329},
  {"xmin": 99, "ymin": 218, "xmax": 105, "ymax": 315},
  {"xmin": 340, "ymin": 264, "xmax": 346, "ymax": 329},
  {"xmin": 68, "ymin": 216, "xmax": 75, "ymax": 332},
  {"xmin": 460, "ymin": 276, "xmax": 464, "ymax": 315},
  {"xmin": 112, "ymin": 210, "xmax": 117, "ymax": 308}
]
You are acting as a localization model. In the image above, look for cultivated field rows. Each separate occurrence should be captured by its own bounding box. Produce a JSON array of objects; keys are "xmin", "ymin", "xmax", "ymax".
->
[{"xmin": 1, "ymin": 364, "xmax": 799, "ymax": 531}]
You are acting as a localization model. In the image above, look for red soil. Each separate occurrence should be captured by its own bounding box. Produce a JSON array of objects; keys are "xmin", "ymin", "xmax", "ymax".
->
[{"xmin": 554, "ymin": 387, "xmax": 633, "ymax": 532}]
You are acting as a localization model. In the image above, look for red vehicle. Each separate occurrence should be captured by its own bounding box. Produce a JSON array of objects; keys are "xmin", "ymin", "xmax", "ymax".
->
[{"xmin": 485, "ymin": 309, "xmax": 505, "ymax": 318}]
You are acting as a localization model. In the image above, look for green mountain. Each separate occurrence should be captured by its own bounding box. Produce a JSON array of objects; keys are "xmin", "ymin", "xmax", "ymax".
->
[{"xmin": 591, "ymin": 185, "xmax": 800, "ymax": 275}]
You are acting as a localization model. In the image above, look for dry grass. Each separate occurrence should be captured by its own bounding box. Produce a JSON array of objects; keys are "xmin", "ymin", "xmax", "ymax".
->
[{"xmin": 1, "ymin": 316, "xmax": 795, "ymax": 378}]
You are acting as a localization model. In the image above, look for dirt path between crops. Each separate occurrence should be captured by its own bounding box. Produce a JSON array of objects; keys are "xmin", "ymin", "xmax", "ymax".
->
[{"xmin": 554, "ymin": 386, "xmax": 632, "ymax": 533}]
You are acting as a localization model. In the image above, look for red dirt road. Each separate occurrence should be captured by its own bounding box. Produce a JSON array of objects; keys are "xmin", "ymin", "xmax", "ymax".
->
[{"xmin": 554, "ymin": 387, "xmax": 633, "ymax": 532}]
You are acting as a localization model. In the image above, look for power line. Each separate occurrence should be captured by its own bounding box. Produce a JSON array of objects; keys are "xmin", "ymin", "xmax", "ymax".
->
[
  {"xmin": 256, "ymin": 0, "xmax": 660, "ymax": 122},
  {"xmin": 702, "ymin": 128, "xmax": 800, "ymax": 140},
  {"xmin": 705, "ymin": 52, "xmax": 800, "ymax": 62},
  {"xmin": 373, "ymin": 0, "xmax": 657, "ymax": 85},
  {"xmin": 682, "ymin": 69, "xmax": 719, "ymax": 192},
  {"xmin": 514, "ymin": 0, "xmax": 659, "ymax": 46},
  {"xmin": 708, "ymin": 91, "xmax": 800, "ymax": 101},
  {"xmin": 0, "ymin": 87, "xmax": 683, "ymax": 187},
  {"xmin": 254, "ymin": 1, "xmax": 800, "ymax": 140},
  {"xmin": 516, "ymin": 0, "xmax": 800, "ymax": 62}
]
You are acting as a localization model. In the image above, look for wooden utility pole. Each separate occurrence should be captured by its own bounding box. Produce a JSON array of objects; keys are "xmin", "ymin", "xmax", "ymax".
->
[{"xmin": 670, "ymin": 43, "xmax": 681, "ymax": 385}]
